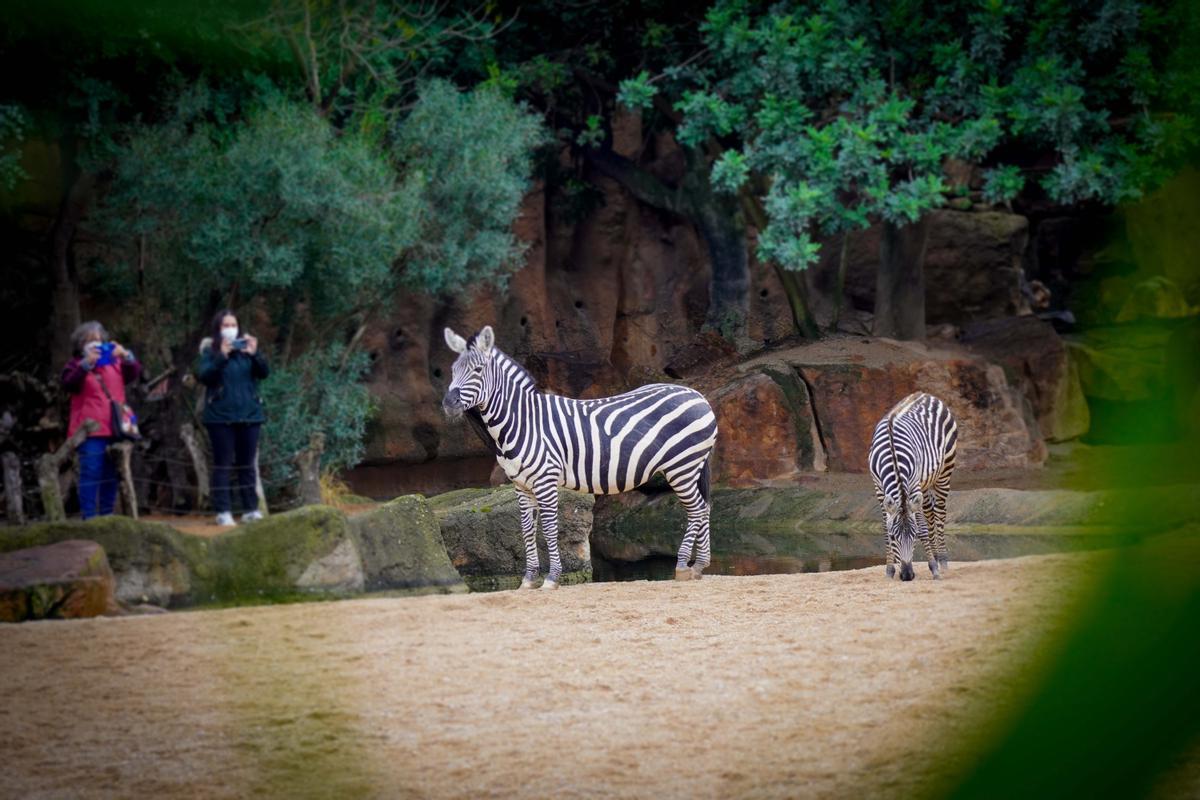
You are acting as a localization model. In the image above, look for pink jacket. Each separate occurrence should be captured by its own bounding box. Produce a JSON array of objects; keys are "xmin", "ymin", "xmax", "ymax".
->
[{"xmin": 61, "ymin": 357, "xmax": 142, "ymax": 438}]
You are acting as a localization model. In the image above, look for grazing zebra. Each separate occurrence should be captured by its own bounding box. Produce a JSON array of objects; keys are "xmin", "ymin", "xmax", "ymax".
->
[
  {"xmin": 868, "ymin": 392, "xmax": 958, "ymax": 582},
  {"xmin": 441, "ymin": 326, "xmax": 718, "ymax": 589}
]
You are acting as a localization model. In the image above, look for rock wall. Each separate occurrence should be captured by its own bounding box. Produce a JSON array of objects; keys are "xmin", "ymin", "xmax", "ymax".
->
[{"xmin": 347, "ymin": 157, "xmax": 1078, "ymax": 495}]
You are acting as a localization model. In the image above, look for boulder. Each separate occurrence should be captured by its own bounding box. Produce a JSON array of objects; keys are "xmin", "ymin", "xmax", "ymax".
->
[
  {"xmin": 348, "ymin": 495, "xmax": 466, "ymax": 592},
  {"xmin": 0, "ymin": 540, "xmax": 115, "ymax": 622},
  {"xmin": 709, "ymin": 366, "xmax": 825, "ymax": 486},
  {"xmin": 197, "ymin": 505, "xmax": 364, "ymax": 602},
  {"xmin": 430, "ymin": 486, "xmax": 593, "ymax": 590},
  {"xmin": 961, "ymin": 316, "xmax": 1090, "ymax": 441},
  {"xmin": 745, "ymin": 336, "xmax": 1045, "ymax": 472},
  {"xmin": 1065, "ymin": 324, "xmax": 1173, "ymax": 402},
  {"xmin": 0, "ymin": 516, "xmax": 203, "ymax": 607}
]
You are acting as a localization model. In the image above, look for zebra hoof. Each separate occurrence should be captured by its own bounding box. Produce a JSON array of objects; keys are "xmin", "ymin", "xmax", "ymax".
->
[
  {"xmin": 674, "ymin": 567, "xmax": 694, "ymax": 582},
  {"xmin": 886, "ymin": 564, "xmax": 896, "ymax": 579},
  {"xmin": 691, "ymin": 565, "xmax": 706, "ymax": 580},
  {"xmin": 541, "ymin": 579, "xmax": 560, "ymax": 591},
  {"xmin": 518, "ymin": 577, "xmax": 537, "ymax": 590},
  {"xmin": 937, "ymin": 556, "xmax": 949, "ymax": 571}
]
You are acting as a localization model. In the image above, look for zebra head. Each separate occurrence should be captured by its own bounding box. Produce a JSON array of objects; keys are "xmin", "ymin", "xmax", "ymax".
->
[
  {"xmin": 442, "ymin": 325, "xmax": 496, "ymax": 418},
  {"xmin": 883, "ymin": 491, "xmax": 923, "ymax": 581}
]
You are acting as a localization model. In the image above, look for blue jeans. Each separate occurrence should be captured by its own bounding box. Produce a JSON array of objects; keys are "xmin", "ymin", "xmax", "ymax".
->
[{"xmin": 78, "ymin": 436, "xmax": 118, "ymax": 520}]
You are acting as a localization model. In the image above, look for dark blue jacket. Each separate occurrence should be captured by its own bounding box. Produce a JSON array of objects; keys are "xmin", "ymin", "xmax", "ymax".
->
[{"xmin": 197, "ymin": 342, "xmax": 269, "ymax": 424}]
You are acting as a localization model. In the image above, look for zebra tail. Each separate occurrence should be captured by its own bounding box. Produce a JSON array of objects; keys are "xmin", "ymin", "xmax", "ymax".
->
[{"xmin": 699, "ymin": 454, "xmax": 712, "ymax": 505}]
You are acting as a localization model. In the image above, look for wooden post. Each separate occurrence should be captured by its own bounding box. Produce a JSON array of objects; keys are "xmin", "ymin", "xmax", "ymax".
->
[
  {"xmin": 254, "ymin": 451, "xmax": 268, "ymax": 516},
  {"xmin": 295, "ymin": 432, "xmax": 325, "ymax": 506},
  {"xmin": 2, "ymin": 452, "xmax": 24, "ymax": 525},
  {"xmin": 179, "ymin": 423, "xmax": 210, "ymax": 510},
  {"xmin": 37, "ymin": 419, "xmax": 98, "ymax": 522},
  {"xmin": 107, "ymin": 441, "xmax": 138, "ymax": 520}
]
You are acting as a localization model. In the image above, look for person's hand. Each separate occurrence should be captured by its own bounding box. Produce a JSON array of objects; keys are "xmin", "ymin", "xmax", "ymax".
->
[
  {"xmin": 112, "ymin": 342, "xmax": 129, "ymax": 361},
  {"xmin": 244, "ymin": 334, "xmax": 258, "ymax": 355},
  {"xmin": 220, "ymin": 337, "xmax": 233, "ymax": 356},
  {"xmin": 84, "ymin": 344, "xmax": 100, "ymax": 367}
]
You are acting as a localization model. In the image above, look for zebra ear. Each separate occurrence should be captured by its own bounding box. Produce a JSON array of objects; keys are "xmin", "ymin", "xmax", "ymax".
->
[
  {"xmin": 474, "ymin": 325, "xmax": 495, "ymax": 355},
  {"xmin": 444, "ymin": 327, "xmax": 467, "ymax": 354}
]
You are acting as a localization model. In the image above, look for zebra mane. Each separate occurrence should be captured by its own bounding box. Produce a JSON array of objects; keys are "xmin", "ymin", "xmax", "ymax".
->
[{"xmin": 464, "ymin": 408, "xmax": 501, "ymax": 456}]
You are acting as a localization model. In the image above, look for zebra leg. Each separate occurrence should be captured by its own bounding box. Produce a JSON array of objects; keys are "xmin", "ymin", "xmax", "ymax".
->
[
  {"xmin": 534, "ymin": 482, "xmax": 563, "ymax": 590},
  {"xmin": 916, "ymin": 508, "xmax": 940, "ymax": 580},
  {"xmin": 933, "ymin": 477, "xmax": 952, "ymax": 571},
  {"xmin": 669, "ymin": 471, "xmax": 708, "ymax": 580},
  {"xmin": 877, "ymin": 488, "xmax": 895, "ymax": 579},
  {"xmin": 516, "ymin": 488, "xmax": 540, "ymax": 589}
]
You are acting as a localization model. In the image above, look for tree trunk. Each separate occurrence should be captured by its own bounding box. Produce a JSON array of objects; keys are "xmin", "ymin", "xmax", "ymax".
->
[
  {"xmin": 873, "ymin": 218, "xmax": 929, "ymax": 341},
  {"xmin": 3, "ymin": 452, "xmax": 24, "ymax": 525},
  {"xmin": 179, "ymin": 423, "xmax": 210, "ymax": 510},
  {"xmin": 692, "ymin": 194, "xmax": 750, "ymax": 340},
  {"xmin": 831, "ymin": 231, "xmax": 851, "ymax": 331},
  {"xmin": 48, "ymin": 172, "xmax": 95, "ymax": 371},
  {"xmin": 295, "ymin": 432, "xmax": 325, "ymax": 506}
]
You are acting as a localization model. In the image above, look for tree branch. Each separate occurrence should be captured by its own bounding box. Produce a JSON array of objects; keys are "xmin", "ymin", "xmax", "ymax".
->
[{"xmin": 584, "ymin": 147, "xmax": 687, "ymax": 215}]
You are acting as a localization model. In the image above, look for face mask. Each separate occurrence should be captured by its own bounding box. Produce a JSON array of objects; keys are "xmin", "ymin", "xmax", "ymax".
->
[{"xmin": 220, "ymin": 327, "xmax": 238, "ymax": 343}]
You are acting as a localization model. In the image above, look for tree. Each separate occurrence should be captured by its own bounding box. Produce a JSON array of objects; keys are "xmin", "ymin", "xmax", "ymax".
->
[
  {"xmin": 618, "ymin": 0, "xmax": 1199, "ymax": 340},
  {"xmin": 94, "ymin": 77, "xmax": 543, "ymax": 485}
]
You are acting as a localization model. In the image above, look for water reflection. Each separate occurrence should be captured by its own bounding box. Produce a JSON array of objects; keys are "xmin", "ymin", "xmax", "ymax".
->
[{"xmin": 592, "ymin": 553, "xmax": 889, "ymax": 582}]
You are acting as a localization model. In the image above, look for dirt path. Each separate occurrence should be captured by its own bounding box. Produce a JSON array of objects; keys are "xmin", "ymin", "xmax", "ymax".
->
[{"xmin": 0, "ymin": 553, "xmax": 1115, "ymax": 798}]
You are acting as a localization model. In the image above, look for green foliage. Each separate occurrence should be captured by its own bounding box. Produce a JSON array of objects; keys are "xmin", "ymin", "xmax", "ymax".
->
[
  {"xmin": 617, "ymin": 71, "xmax": 658, "ymax": 111},
  {"xmin": 257, "ymin": 343, "xmax": 374, "ymax": 494},
  {"xmin": 982, "ymin": 164, "xmax": 1026, "ymax": 204},
  {"xmin": 98, "ymin": 83, "xmax": 415, "ymax": 340},
  {"xmin": 637, "ymin": 0, "xmax": 1200, "ymax": 271},
  {"xmin": 392, "ymin": 79, "xmax": 546, "ymax": 294},
  {"xmin": 0, "ymin": 104, "xmax": 27, "ymax": 191}
]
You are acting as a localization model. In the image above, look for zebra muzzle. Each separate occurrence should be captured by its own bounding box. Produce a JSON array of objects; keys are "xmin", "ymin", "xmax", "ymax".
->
[
  {"xmin": 442, "ymin": 389, "xmax": 464, "ymax": 418},
  {"xmin": 899, "ymin": 562, "xmax": 916, "ymax": 582}
]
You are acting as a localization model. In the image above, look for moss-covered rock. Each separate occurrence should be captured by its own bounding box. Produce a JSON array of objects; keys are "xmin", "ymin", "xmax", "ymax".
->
[
  {"xmin": 0, "ymin": 516, "xmax": 205, "ymax": 606},
  {"xmin": 194, "ymin": 505, "xmax": 363, "ymax": 604},
  {"xmin": 348, "ymin": 495, "xmax": 465, "ymax": 592},
  {"xmin": 0, "ymin": 540, "xmax": 116, "ymax": 622},
  {"xmin": 431, "ymin": 486, "xmax": 593, "ymax": 585}
]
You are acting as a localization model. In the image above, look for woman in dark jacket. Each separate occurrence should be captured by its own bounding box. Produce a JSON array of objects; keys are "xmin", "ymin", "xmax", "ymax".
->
[{"xmin": 198, "ymin": 309, "xmax": 268, "ymax": 526}]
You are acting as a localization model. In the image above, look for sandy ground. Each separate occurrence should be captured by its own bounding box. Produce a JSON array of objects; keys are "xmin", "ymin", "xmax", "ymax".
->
[{"xmin": 0, "ymin": 551, "xmax": 1184, "ymax": 799}]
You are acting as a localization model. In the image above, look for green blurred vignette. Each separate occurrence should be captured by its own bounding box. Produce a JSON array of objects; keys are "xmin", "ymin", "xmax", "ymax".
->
[{"xmin": 941, "ymin": 172, "xmax": 1200, "ymax": 798}]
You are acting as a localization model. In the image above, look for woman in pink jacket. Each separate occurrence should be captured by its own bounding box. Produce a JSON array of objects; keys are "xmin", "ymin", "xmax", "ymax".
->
[{"xmin": 60, "ymin": 321, "xmax": 142, "ymax": 519}]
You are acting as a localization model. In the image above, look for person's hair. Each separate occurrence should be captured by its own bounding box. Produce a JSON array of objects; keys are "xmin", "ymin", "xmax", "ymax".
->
[
  {"xmin": 71, "ymin": 321, "xmax": 108, "ymax": 356},
  {"xmin": 210, "ymin": 309, "xmax": 241, "ymax": 343}
]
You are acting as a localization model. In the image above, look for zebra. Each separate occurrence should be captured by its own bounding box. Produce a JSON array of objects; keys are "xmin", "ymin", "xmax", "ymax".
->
[
  {"xmin": 441, "ymin": 325, "xmax": 718, "ymax": 589},
  {"xmin": 868, "ymin": 392, "xmax": 958, "ymax": 582}
]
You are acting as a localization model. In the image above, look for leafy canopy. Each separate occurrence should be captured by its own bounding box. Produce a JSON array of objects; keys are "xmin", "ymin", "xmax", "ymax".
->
[{"xmin": 619, "ymin": 0, "xmax": 1199, "ymax": 270}]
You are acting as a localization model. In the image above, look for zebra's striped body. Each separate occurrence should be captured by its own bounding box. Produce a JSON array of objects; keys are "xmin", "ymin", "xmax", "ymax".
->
[
  {"xmin": 868, "ymin": 392, "xmax": 958, "ymax": 581},
  {"xmin": 442, "ymin": 326, "xmax": 718, "ymax": 588}
]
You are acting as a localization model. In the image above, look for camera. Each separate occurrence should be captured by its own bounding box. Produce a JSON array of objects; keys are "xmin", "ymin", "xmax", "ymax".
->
[
  {"xmin": 233, "ymin": 338, "xmax": 249, "ymax": 351},
  {"xmin": 88, "ymin": 341, "xmax": 116, "ymax": 366}
]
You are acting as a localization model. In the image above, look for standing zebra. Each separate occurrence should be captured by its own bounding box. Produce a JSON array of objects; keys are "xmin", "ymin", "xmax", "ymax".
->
[
  {"xmin": 868, "ymin": 392, "xmax": 958, "ymax": 581},
  {"xmin": 441, "ymin": 326, "xmax": 718, "ymax": 589}
]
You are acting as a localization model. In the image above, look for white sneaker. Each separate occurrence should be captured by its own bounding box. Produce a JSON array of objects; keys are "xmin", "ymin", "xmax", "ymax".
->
[
  {"xmin": 241, "ymin": 510, "xmax": 264, "ymax": 523},
  {"xmin": 215, "ymin": 512, "xmax": 236, "ymax": 527}
]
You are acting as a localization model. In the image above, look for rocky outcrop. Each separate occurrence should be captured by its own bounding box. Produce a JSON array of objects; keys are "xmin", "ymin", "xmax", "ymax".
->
[
  {"xmin": 348, "ymin": 495, "xmax": 465, "ymax": 591},
  {"xmin": 961, "ymin": 316, "xmax": 1089, "ymax": 442},
  {"xmin": 430, "ymin": 486, "xmax": 593, "ymax": 590},
  {"xmin": 2, "ymin": 516, "xmax": 203, "ymax": 606},
  {"xmin": 0, "ymin": 501, "xmax": 465, "ymax": 607},
  {"xmin": 709, "ymin": 367, "xmax": 825, "ymax": 486},
  {"xmin": 742, "ymin": 337, "xmax": 1046, "ymax": 472},
  {"xmin": 0, "ymin": 540, "xmax": 115, "ymax": 622}
]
